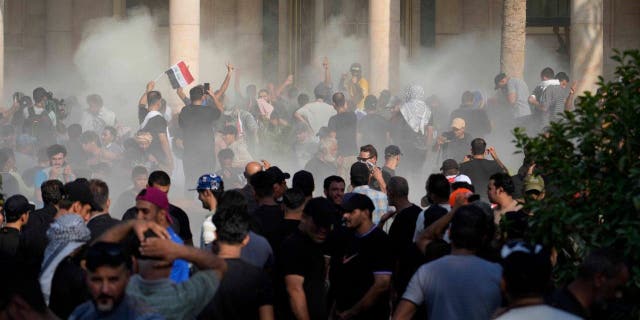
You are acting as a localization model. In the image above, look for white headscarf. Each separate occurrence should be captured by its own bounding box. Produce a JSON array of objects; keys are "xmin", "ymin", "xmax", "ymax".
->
[{"xmin": 400, "ymin": 85, "xmax": 431, "ymax": 135}]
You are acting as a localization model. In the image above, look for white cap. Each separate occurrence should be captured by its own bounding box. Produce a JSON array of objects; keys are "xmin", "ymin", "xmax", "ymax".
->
[{"xmin": 454, "ymin": 174, "xmax": 472, "ymax": 185}]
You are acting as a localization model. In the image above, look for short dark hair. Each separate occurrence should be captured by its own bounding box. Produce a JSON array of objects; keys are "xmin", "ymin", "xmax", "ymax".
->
[
  {"xmin": 217, "ymin": 148, "xmax": 235, "ymax": 162},
  {"xmin": 449, "ymin": 204, "xmax": 493, "ymax": 251},
  {"xmin": 540, "ymin": 67, "xmax": 555, "ymax": 79},
  {"xmin": 147, "ymin": 91, "xmax": 162, "ymax": 106},
  {"xmin": 103, "ymin": 126, "xmax": 118, "ymax": 139},
  {"xmin": 131, "ymin": 166, "xmax": 148, "ymax": 179},
  {"xmin": 67, "ymin": 124, "xmax": 83, "ymax": 139},
  {"xmin": 470, "ymin": 138, "xmax": 486, "ymax": 155},
  {"xmin": 148, "ymin": 170, "xmax": 171, "ymax": 187},
  {"xmin": 41, "ymin": 180, "xmax": 64, "ymax": 205},
  {"xmin": 555, "ymin": 72, "xmax": 570, "ymax": 82},
  {"xmin": 298, "ymin": 93, "xmax": 310, "ymax": 107},
  {"xmin": 332, "ymin": 92, "xmax": 346, "ymax": 108},
  {"xmin": 212, "ymin": 190, "xmax": 250, "ymax": 244},
  {"xmin": 323, "ymin": 175, "xmax": 345, "ymax": 191},
  {"xmin": 190, "ymin": 85, "xmax": 205, "ymax": 101},
  {"xmin": 283, "ymin": 188, "xmax": 306, "ymax": 210},
  {"xmin": 250, "ymin": 171, "xmax": 275, "ymax": 198},
  {"xmin": 364, "ymin": 95, "xmax": 377, "ymax": 110},
  {"xmin": 490, "ymin": 172, "xmax": 515, "ymax": 196},
  {"xmin": 350, "ymin": 162, "xmax": 370, "ymax": 187},
  {"xmin": 85, "ymin": 242, "xmax": 132, "ymax": 272},
  {"xmin": 46, "ymin": 144, "xmax": 67, "ymax": 158},
  {"xmin": 502, "ymin": 249, "xmax": 552, "ymax": 299},
  {"xmin": 360, "ymin": 144, "xmax": 377, "ymax": 159},
  {"xmin": 80, "ymin": 131, "xmax": 100, "ymax": 146},
  {"xmin": 313, "ymin": 83, "xmax": 330, "ymax": 101},
  {"xmin": 426, "ymin": 174, "xmax": 451, "ymax": 202},
  {"xmin": 578, "ymin": 247, "xmax": 627, "ymax": 281},
  {"xmin": 388, "ymin": 176, "xmax": 409, "ymax": 198},
  {"xmin": 89, "ymin": 179, "xmax": 109, "ymax": 210},
  {"xmin": 461, "ymin": 91, "xmax": 474, "ymax": 104},
  {"xmin": 86, "ymin": 94, "xmax": 103, "ymax": 107},
  {"xmin": 33, "ymin": 87, "xmax": 48, "ymax": 104},
  {"xmin": 292, "ymin": 170, "xmax": 314, "ymax": 197}
]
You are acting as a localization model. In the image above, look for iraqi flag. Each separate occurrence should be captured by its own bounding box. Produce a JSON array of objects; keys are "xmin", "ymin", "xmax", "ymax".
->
[{"xmin": 165, "ymin": 61, "xmax": 194, "ymax": 89}]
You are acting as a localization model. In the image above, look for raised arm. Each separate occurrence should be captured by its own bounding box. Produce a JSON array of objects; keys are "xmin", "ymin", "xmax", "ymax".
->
[
  {"xmin": 487, "ymin": 146, "xmax": 508, "ymax": 173},
  {"xmin": 214, "ymin": 63, "xmax": 234, "ymax": 101},
  {"xmin": 140, "ymin": 237, "xmax": 227, "ymax": 279},
  {"xmin": 138, "ymin": 81, "xmax": 155, "ymax": 107},
  {"xmin": 564, "ymin": 81, "xmax": 577, "ymax": 112},
  {"xmin": 322, "ymin": 57, "xmax": 331, "ymax": 86},
  {"xmin": 95, "ymin": 219, "xmax": 170, "ymax": 244},
  {"xmin": 275, "ymin": 74, "xmax": 294, "ymax": 98}
]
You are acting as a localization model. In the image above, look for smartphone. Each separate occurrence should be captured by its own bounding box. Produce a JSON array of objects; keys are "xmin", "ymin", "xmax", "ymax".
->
[{"xmin": 204, "ymin": 83, "xmax": 210, "ymax": 93}]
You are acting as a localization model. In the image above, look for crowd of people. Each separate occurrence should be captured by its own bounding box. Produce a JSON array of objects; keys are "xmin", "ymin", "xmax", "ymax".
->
[{"xmin": 0, "ymin": 59, "xmax": 631, "ymax": 320}]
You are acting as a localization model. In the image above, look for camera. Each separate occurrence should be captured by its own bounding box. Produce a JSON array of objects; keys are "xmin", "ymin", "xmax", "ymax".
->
[{"xmin": 44, "ymin": 91, "xmax": 68, "ymax": 121}]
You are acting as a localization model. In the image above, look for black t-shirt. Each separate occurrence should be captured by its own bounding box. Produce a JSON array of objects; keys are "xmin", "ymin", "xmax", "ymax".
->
[
  {"xmin": 387, "ymin": 204, "xmax": 422, "ymax": 295},
  {"xmin": 546, "ymin": 287, "xmax": 591, "ymax": 319},
  {"xmin": 328, "ymin": 112, "xmax": 358, "ymax": 156},
  {"xmin": 49, "ymin": 246, "xmax": 89, "ymax": 319},
  {"xmin": 86, "ymin": 214, "xmax": 120, "ymax": 242},
  {"xmin": 142, "ymin": 115, "xmax": 169, "ymax": 164},
  {"xmin": 19, "ymin": 205, "xmax": 56, "ymax": 272},
  {"xmin": 459, "ymin": 158, "xmax": 505, "ymax": 202},
  {"xmin": 252, "ymin": 204, "xmax": 284, "ymax": 250},
  {"xmin": 198, "ymin": 258, "xmax": 273, "ymax": 320},
  {"xmin": 278, "ymin": 229, "xmax": 327, "ymax": 320},
  {"xmin": 358, "ymin": 113, "xmax": 388, "ymax": 151},
  {"xmin": 179, "ymin": 104, "xmax": 221, "ymax": 153},
  {"xmin": 328, "ymin": 227, "xmax": 393, "ymax": 320},
  {"xmin": 0, "ymin": 227, "xmax": 21, "ymax": 256},
  {"xmin": 273, "ymin": 219, "xmax": 300, "ymax": 257}
]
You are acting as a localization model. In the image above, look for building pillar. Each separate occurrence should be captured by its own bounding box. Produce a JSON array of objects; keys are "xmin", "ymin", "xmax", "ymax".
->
[
  {"xmin": 369, "ymin": 0, "xmax": 400, "ymax": 95},
  {"xmin": 571, "ymin": 0, "xmax": 603, "ymax": 95},
  {"xmin": 237, "ymin": 0, "xmax": 263, "ymax": 83},
  {"xmin": 169, "ymin": 0, "xmax": 200, "ymax": 93},
  {"xmin": 0, "ymin": 4, "xmax": 4, "ymax": 100},
  {"xmin": 500, "ymin": 0, "xmax": 526, "ymax": 78},
  {"xmin": 46, "ymin": 0, "xmax": 73, "ymax": 80}
]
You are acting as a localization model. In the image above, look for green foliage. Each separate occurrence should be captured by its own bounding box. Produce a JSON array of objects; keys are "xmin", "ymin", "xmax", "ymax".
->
[{"xmin": 514, "ymin": 50, "xmax": 640, "ymax": 291}]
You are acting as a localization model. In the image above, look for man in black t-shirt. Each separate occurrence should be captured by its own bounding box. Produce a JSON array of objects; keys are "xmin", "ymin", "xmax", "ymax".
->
[
  {"xmin": 198, "ymin": 192, "xmax": 274, "ymax": 320},
  {"xmin": 328, "ymin": 92, "xmax": 358, "ymax": 177},
  {"xmin": 0, "ymin": 195, "xmax": 33, "ymax": 257},
  {"xmin": 459, "ymin": 138, "xmax": 507, "ymax": 202},
  {"xmin": 279, "ymin": 197, "xmax": 336, "ymax": 320},
  {"xmin": 328, "ymin": 193, "xmax": 392, "ymax": 320},
  {"xmin": 250, "ymin": 171, "xmax": 285, "ymax": 249},
  {"xmin": 179, "ymin": 85, "xmax": 222, "ymax": 190}
]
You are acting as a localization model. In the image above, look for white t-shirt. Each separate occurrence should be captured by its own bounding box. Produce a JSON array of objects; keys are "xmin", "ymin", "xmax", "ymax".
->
[
  {"xmin": 495, "ymin": 305, "xmax": 582, "ymax": 320},
  {"xmin": 294, "ymin": 100, "xmax": 336, "ymax": 135}
]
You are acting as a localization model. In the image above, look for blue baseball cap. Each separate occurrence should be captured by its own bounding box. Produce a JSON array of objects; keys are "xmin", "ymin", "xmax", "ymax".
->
[{"xmin": 191, "ymin": 173, "xmax": 224, "ymax": 192}]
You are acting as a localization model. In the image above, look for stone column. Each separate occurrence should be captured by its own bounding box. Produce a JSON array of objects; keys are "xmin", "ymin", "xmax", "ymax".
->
[
  {"xmin": 369, "ymin": 0, "xmax": 400, "ymax": 95},
  {"xmin": 571, "ymin": 0, "xmax": 603, "ymax": 95},
  {"xmin": 0, "ymin": 4, "xmax": 4, "ymax": 100},
  {"xmin": 500, "ymin": 0, "xmax": 526, "ymax": 78},
  {"xmin": 237, "ymin": 0, "xmax": 263, "ymax": 83},
  {"xmin": 46, "ymin": 0, "xmax": 73, "ymax": 79},
  {"xmin": 169, "ymin": 0, "xmax": 200, "ymax": 89}
]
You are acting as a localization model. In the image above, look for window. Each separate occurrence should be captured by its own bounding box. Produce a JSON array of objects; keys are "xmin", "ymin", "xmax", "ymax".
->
[{"xmin": 527, "ymin": 0, "xmax": 570, "ymax": 27}]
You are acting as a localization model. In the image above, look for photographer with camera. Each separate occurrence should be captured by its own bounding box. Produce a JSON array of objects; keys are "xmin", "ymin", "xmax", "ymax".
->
[{"xmin": 23, "ymin": 87, "xmax": 57, "ymax": 149}]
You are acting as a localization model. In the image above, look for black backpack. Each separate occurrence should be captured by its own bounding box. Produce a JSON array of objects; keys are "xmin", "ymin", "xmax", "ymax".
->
[{"xmin": 23, "ymin": 107, "xmax": 55, "ymax": 143}]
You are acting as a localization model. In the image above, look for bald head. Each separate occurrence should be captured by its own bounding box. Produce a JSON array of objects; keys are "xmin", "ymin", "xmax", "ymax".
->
[{"xmin": 244, "ymin": 162, "xmax": 263, "ymax": 178}]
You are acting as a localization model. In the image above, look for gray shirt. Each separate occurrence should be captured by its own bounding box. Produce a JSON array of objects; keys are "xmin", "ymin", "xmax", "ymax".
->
[
  {"xmin": 540, "ymin": 85, "xmax": 570, "ymax": 127},
  {"xmin": 507, "ymin": 78, "xmax": 532, "ymax": 118},
  {"xmin": 402, "ymin": 254, "xmax": 502, "ymax": 320}
]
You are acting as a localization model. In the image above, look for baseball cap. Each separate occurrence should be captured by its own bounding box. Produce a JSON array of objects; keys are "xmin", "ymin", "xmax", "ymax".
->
[
  {"xmin": 441, "ymin": 159, "xmax": 459, "ymax": 171},
  {"xmin": 453, "ymin": 174, "xmax": 472, "ymax": 185},
  {"xmin": 449, "ymin": 187, "xmax": 473, "ymax": 208},
  {"xmin": 303, "ymin": 197, "xmax": 337, "ymax": 228},
  {"xmin": 191, "ymin": 173, "xmax": 224, "ymax": 192},
  {"xmin": 136, "ymin": 187, "xmax": 169, "ymax": 212},
  {"xmin": 451, "ymin": 118, "xmax": 466, "ymax": 130},
  {"xmin": 524, "ymin": 175, "xmax": 545, "ymax": 193},
  {"xmin": 3, "ymin": 195, "xmax": 35, "ymax": 221},
  {"xmin": 384, "ymin": 145, "xmax": 402, "ymax": 157},
  {"xmin": 266, "ymin": 166, "xmax": 290, "ymax": 182},
  {"xmin": 494, "ymin": 73, "xmax": 507, "ymax": 89},
  {"xmin": 63, "ymin": 179, "xmax": 102, "ymax": 212},
  {"xmin": 341, "ymin": 193, "xmax": 375, "ymax": 213}
]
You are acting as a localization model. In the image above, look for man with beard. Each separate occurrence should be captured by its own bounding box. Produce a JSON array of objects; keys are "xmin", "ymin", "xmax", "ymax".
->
[
  {"xmin": 69, "ymin": 242, "xmax": 162, "ymax": 319},
  {"xmin": 328, "ymin": 193, "xmax": 392, "ymax": 320},
  {"xmin": 305, "ymin": 137, "xmax": 338, "ymax": 195}
]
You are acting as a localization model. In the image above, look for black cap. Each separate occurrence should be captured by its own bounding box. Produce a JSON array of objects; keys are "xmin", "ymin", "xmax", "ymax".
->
[
  {"xmin": 303, "ymin": 197, "xmax": 337, "ymax": 228},
  {"xmin": 341, "ymin": 193, "xmax": 375, "ymax": 213},
  {"xmin": 63, "ymin": 179, "xmax": 103, "ymax": 212},
  {"xmin": 292, "ymin": 170, "xmax": 314, "ymax": 197},
  {"xmin": 384, "ymin": 145, "xmax": 402, "ymax": 157},
  {"xmin": 441, "ymin": 159, "xmax": 459, "ymax": 171},
  {"xmin": 4, "ymin": 195, "xmax": 34, "ymax": 222},
  {"xmin": 494, "ymin": 73, "xmax": 507, "ymax": 89},
  {"xmin": 266, "ymin": 166, "xmax": 290, "ymax": 182}
]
